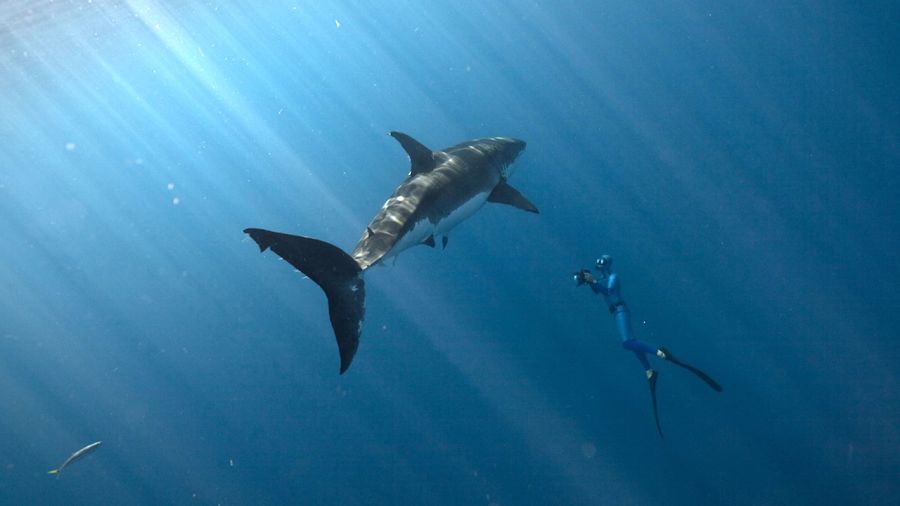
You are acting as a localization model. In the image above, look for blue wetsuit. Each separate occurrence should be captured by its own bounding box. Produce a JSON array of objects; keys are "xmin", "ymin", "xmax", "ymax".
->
[{"xmin": 589, "ymin": 273, "xmax": 658, "ymax": 371}]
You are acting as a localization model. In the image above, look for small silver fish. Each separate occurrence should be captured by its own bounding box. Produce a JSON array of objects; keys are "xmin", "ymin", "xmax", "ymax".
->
[{"xmin": 48, "ymin": 441, "xmax": 102, "ymax": 475}]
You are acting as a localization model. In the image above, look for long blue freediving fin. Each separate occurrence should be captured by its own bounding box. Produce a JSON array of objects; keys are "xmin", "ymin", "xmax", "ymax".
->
[
  {"xmin": 658, "ymin": 346, "xmax": 722, "ymax": 392},
  {"xmin": 648, "ymin": 370, "xmax": 663, "ymax": 438}
]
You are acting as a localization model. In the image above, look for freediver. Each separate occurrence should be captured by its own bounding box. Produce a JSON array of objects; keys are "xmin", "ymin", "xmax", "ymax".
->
[{"xmin": 574, "ymin": 255, "xmax": 722, "ymax": 437}]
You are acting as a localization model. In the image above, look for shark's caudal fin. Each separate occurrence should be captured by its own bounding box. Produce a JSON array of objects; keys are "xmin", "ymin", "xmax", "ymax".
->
[{"xmin": 244, "ymin": 228, "xmax": 365, "ymax": 374}]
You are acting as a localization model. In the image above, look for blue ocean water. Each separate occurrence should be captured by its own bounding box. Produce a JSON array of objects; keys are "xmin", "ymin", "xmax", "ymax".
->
[{"xmin": 2, "ymin": 1, "xmax": 898, "ymax": 504}]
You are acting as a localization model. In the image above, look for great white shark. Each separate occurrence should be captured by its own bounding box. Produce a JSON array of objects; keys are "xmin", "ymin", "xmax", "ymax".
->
[{"xmin": 245, "ymin": 131, "xmax": 538, "ymax": 373}]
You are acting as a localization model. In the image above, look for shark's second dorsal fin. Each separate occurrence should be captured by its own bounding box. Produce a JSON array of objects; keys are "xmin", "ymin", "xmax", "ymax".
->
[{"xmin": 390, "ymin": 131, "xmax": 434, "ymax": 175}]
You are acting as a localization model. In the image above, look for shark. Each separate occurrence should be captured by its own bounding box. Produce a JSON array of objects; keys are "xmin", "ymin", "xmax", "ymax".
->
[{"xmin": 245, "ymin": 131, "xmax": 538, "ymax": 373}]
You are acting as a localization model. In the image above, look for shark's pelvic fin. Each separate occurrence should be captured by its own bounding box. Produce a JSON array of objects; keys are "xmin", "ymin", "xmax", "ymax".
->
[
  {"xmin": 488, "ymin": 181, "xmax": 539, "ymax": 213},
  {"xmin": 390, "ymin": 131, "xmax": 435, "ymax": 176}
]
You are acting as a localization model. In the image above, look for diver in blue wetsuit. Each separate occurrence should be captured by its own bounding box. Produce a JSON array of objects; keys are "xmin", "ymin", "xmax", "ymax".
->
[{"xmin": 574, "ymin": 255, "xmax": 721, "ymax": 437}]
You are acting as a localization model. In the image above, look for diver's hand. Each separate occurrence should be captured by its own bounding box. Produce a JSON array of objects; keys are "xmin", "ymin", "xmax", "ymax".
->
[{"xmin": 582, "ymin": 270, "xmax": 596, "ymax": 284}]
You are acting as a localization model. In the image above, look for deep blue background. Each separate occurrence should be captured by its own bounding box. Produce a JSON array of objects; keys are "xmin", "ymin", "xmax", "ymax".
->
[{"xmin": 2, "ymin": 1, "xmax": 898, "ymax": 504}]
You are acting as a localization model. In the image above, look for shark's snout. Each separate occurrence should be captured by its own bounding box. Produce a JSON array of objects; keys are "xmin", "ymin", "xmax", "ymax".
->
[
  {"xmin": 505, "ymin": 138, "xmax": 526, "ymax": 159},
  {"xmin": 495, "ymin": 137, "xmax": 526, "ymax": 177}
]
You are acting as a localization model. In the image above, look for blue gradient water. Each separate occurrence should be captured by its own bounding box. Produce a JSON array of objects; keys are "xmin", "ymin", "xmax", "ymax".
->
[{"xmin": 2, "ymin": 1, "xmax": 898, "ymax": 504}]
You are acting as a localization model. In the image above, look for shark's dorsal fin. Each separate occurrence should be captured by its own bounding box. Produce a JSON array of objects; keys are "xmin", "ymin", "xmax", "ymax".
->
[
  {"xmin": 488, "ymin": 181, "xmax": 540, "ymax": 213},
  {"xmin": 390, "ymin": 131, "xmax": 435, "ymax": 175}
]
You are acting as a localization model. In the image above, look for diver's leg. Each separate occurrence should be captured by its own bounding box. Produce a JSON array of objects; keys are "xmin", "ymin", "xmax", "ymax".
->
[
  {"xmin": 631, "ymin": 350, "xmax": 652, "ymax": 370},
  {"xmin": 623, "ymin": 339, "xmax": 658, "ymax": 356},
  {"xmin": 615, "ymin": 310, "xmax": 658, "ymax": 365},
  {"xmin": 615, "ymin": 309, "xmax": 663, "ymax": 437}
]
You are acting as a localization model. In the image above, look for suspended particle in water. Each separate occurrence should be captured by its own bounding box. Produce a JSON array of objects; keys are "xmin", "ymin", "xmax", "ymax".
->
[
  {"xmin": 172, "ymin": 197, "xmax": 180, "ymax": 205},
  {"xmin": 335, "ymin": 19, "xmax": 341, "ymax": 28},
  {"xmin": 65, "ymin": 142, "xmax": 76, "ymax": 151},
  {"xmin": 580, "ymin": 442, "xmax": 597, "ymax": 459},
  {"xmin": 167, "ymin": 183, "xmax": 175, "ymax": 190}
]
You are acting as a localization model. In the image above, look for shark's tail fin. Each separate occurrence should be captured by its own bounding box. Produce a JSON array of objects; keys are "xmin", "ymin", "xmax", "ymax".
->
[{"xmin": 244, "ymin": 228, "xmax": 365, "ymax": 374}]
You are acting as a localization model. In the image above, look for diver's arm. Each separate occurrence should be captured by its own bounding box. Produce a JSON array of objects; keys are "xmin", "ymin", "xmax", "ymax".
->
[
  {"xmin": 607, "ymin": 273, "xmax": 619, "ymax": 295},
  {"xmin": 589, "ymin": 276, "xmax": 607, "ymax": 295},
  {"xmin": 575, "ymin": 270, "xmax": 608, "ymax": 295}
]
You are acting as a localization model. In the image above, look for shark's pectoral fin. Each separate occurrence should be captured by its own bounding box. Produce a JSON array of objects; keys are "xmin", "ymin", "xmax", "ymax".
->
[
  {"xmin": 390, "ymin": 131, "xmax": 435, "ymax": 175},
  {"xmin": 488, "ymin": 181, "xmax": 539, "ymax": 213},
  {"xmin": 423, "ymin": 235, "xmax": 436, "ymax": 248}
]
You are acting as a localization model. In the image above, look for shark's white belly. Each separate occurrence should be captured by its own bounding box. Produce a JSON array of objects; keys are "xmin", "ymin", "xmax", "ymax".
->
[{"xmin": 389, "ymin": 190, "xmax": 491, "ymax": 257}]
